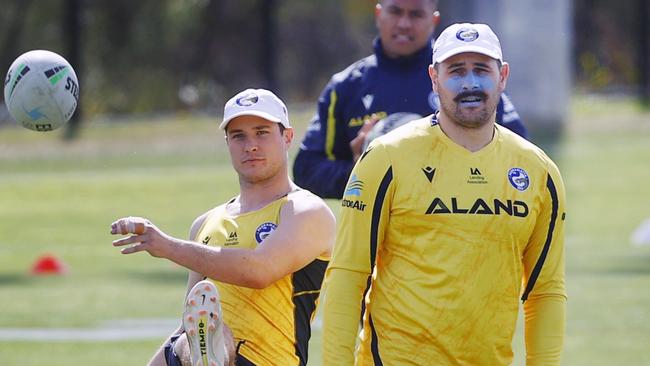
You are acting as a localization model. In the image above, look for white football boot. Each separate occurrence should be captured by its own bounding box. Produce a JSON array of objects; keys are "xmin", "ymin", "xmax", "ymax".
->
[{"xmin": 183, "ymin": 280, "xmax": 226, "ymax": 366}]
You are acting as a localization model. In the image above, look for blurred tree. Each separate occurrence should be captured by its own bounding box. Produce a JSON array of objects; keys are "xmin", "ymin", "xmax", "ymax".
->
[
  {"xmin": 1, "ymin": 0, "xmax": 35, "ymax": 103},
  {"xmin": 261, "ymin": 0, "xmax": 278, "ymax": 92},
  {"xmin": 277, "ymin": 0, "xmax": 372, "ymax": 101},
  {"xmin": 639, "ymin": 0, "xmax": 650, "ymax": 106},
  {"xmin": 63, "ymin": 0, "xmax": 82, "ymax": 140},
  {"xmin": 0, "ymin": 0, "xmax": 645, "ymax": 126},
  {"xmin": 573, "ymin": 0, "xmax": 641, "ymax": 93}
]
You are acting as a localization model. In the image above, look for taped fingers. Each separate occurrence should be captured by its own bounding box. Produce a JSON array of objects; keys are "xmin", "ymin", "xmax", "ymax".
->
[{"xmin": 111, "ymin": 217, "xmax": 148, "ymax": 235}]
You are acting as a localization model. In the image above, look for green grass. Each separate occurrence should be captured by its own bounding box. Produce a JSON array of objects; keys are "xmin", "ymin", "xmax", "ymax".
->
[
  {"xmin": 1, "ymin": 97, "xmax": 649, "ymax": 365},
  {"xmin": 0, "ymin": 341, "xmax": 163, "ymax": 365}
]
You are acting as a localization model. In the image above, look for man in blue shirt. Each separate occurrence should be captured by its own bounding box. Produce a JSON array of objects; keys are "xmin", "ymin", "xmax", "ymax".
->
[{"xmin": 293, "ymin": 0, "xmax": 527, "ymax": 199}]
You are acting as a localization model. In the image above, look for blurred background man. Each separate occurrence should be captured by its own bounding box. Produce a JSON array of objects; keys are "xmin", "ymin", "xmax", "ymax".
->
[{"xmin": 292, "ymin": 0, "xmax": 528, "ymax": 199}]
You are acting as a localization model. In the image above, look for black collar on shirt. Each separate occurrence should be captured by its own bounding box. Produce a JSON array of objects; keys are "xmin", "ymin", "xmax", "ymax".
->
[{"xmin": 373, "ymin": 37, "xmax": 434, "ymax": 70}]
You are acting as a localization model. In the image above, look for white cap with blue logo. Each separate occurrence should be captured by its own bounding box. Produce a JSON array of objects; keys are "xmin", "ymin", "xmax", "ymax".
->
[
  {"xmin": 220, "ymin": 88, "xmax": 290, "ymax": 130},
  {"xmin": 432, "ymin": 23, "xmax": 503, "ymax": 65}
]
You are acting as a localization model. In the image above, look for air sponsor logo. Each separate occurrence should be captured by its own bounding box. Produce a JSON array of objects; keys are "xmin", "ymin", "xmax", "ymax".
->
[
  {"xmin": 508, "ymin": 168, "xmax": 529, "ymax": 191},
  {"xmin": 341, "ymin": 198, "xmax": 367, "ymax": 212},
  {"xmin": 425, "ymin": 197, "xmax": 529, "ymax": 217},
  {"xmin": 202, "ymin": 236, "xmax": 211, "ymax": 244},
  {"xmin": 342, "ymin": 174, "xmax": 367, "ymax": 211},
  {"xmin": 344, "ymin": 174, "xmax": 363, "ymax": 196},
  {"xmin": 255, "ymin": 222, "xmax": 277, "ymax": 243}
]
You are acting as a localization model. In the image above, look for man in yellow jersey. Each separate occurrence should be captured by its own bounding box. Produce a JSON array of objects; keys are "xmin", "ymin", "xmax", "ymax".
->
[
  {"xmin": 110, "ymin": 88, "xmax": 336, "ymax": 366},
  {"xmin": 322, "ymin": 23, "xmax": 567, "ymax": 365}
]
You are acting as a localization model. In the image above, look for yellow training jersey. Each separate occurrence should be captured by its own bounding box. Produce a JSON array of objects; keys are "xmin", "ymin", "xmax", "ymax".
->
[
  {"xmin": 196, "ymin": 193, "xmax": 329, "ymax": 366},
  {"xmin": 323, "ymin": 117, "xmax": 566, "ymax": 365}
]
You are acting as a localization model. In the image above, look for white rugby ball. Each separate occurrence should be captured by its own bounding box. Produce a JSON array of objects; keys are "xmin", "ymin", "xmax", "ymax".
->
[{"xmin": 3, "ymin": 50, "xmax": 79, "ymax": 131}]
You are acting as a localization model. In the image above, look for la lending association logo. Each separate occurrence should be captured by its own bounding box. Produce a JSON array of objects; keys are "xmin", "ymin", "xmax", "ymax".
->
[
  {"xmin": 255, "ymin": 222, "xmax": 277, "ymax": 244},
  {"xmin": 508, "ymin": 167, "xmax": 529, "ymax": 191}
]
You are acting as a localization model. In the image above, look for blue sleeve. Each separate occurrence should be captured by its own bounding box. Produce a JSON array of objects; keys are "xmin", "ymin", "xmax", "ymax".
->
[
  {"xmin": 292, "ymin": 81, "xmax": 354, "ymax": 199},
  {"xmin": 293, "ymin": 149, "xmax": 354, "ymax": 199},
  {"xmin": 496, "ymin": 92, "xmax": 528, "ymax": 140}
]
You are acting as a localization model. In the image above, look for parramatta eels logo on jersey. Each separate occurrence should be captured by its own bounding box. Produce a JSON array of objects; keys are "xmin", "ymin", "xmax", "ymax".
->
[
  {"xmin": 508, "ymin": 168, "xmax": 529, "ymax": 191},
  {"xmin": 255, "ymin": 222, "xmax": 277, "ymax": 244}
]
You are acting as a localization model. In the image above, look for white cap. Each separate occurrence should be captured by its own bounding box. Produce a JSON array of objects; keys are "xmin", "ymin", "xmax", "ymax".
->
[
  {"xmin": 432, "ymin": 23, "xmax": 503, "ymax": 65},
  {"xmin": 220, "ymin": 88, "xmax": 290, "ymax": 130}
]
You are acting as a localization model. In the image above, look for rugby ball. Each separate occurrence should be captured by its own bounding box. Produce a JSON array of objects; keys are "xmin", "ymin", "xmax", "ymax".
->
[
  {"xmin": 363, "ymin": 112, "xmax": 422, "ymax": 150},
  {"xmin": 3, "ymin": 50, "xmax": 79, "ymax": 131}
]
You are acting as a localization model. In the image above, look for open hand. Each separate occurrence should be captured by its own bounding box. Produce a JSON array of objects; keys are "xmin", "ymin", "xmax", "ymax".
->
[{"xmin": 110, "ymin": 216, "xmax": 172, "ymax": 258}]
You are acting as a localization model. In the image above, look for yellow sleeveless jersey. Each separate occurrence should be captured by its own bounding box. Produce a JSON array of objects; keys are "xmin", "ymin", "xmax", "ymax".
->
[
  {"xmin": 324, "ymin": 116, "xmax": 566, "ymax": 365},
  {"xmin": 196, "ymin": 193, "xmax": 329, "ymax": 366}
]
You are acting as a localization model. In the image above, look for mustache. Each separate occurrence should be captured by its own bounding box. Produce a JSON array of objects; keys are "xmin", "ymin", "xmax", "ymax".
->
[{"xmin": 453, "ymin": 91, "xmax": 488, "ymax": 103}]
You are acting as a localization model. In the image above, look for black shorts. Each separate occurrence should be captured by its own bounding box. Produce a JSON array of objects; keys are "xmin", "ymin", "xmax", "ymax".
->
[
  {"xmin": 164, "ymin": 334, "xmax": 256, "ymax": 366},
  {"xmin": 163, "ymin": 334, "xmax": 183, "ymax": 366}
]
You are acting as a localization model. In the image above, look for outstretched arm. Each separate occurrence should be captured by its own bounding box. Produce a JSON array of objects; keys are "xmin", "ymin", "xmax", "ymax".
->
[{"xmin": 111, "ymin": 193, "xmax": 335, "ymax": 289}]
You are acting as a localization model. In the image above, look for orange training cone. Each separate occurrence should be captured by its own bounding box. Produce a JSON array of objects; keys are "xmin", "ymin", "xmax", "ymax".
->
[{"xmin": 31, "ymin": 254, "xmax": 68, "ymax": 275}]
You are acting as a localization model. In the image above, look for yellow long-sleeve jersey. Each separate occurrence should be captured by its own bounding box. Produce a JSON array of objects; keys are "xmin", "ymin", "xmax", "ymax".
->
[{"xmin": 322, "ymin": 117, "xmax": 567, "ymax": 366}]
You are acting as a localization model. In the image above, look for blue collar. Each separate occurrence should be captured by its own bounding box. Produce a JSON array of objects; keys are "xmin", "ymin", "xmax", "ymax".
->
[{"xmin": 373, "ymin": 37, "xmax": 433, "ymax": 69}]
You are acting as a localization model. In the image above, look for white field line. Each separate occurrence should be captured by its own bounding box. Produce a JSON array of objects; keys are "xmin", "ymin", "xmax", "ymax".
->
[
  {"xmin": 0, "ymin": 317, "xmax": 323, "ymax": 342},
  {"xmin": 0, "ymin": 318, "xmax": 178, "ymax": 342}
]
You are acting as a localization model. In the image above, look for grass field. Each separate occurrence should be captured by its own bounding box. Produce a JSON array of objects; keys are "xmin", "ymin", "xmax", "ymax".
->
[{"xmin": 1, "ymin": 96, "xmax": 649, "ymax": 365}]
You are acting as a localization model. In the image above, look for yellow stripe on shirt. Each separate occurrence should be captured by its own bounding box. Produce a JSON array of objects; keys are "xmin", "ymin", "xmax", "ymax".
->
[{"xmin": 325, "ymin": 90, "xmax": 337, "ymax": 161}]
